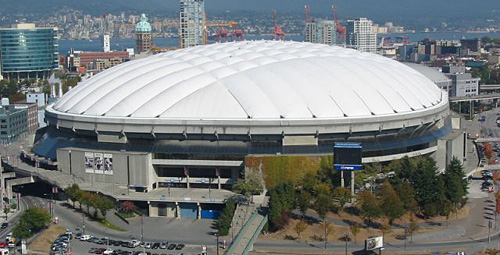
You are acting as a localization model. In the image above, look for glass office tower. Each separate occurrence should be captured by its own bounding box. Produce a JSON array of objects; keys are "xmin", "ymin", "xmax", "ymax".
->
[{"xmin": 0, "ymin": 24, "xmax": 59, "ymax": 80}]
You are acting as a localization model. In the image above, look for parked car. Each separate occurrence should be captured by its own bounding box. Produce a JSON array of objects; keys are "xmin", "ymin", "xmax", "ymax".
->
[
  {"xmin": 1, "ymin": 223, "xmax": 8, "ymax": 229},
  {"xmin": 479, "ymin": 115, "xmax": 486, "ymax": 121},
  {"xmin": 175, "ymin": 244, "xmax": 185, "ymax": 250},
  {"xmin": 103, "ymin": 249, "xmax": 114, "ymax": 255},
  {"xmin": 80, "ymin": 235, "xmax": 91, "ymax": 241},
  {"xmin": 167, "ymin": 244, "xmax": 177, "ymax": 250},
  {"xmin": 152, "ymin": 242, "xmax": 160, "ymax": 249},
  {"xmin": 145, "ymin": 242, "xmax": 152, "ymax": 249},
  {"xmin": 160, "ymin": 242, "xmax": 168, "ymax": 249}
]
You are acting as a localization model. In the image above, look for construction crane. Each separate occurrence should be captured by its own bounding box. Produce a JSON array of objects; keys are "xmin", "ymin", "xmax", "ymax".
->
[
  {"xmin": 216, "ymin": 28, "xmax": 229, "ymax": 42},
  {"xmin": 332, "ymin": 5, "xmax": 346, "ymax": 44},
  {"xmin": 151, "ymin": 46, "xmax": 178, "ymax": 52},
  {"xmin": 305, "ymin": 5, "xmax": 311, "ymax": 23},
  {"xmin": 202, "ymin": 15, "xmax": 242, "ymax": 44},
  {"xmin": 203, "ymin": 12, "xmax": 208, "ymax": 45},
  {"xmin": 272, "ymin": 10, "xmax": 285, "ymax": 41}
]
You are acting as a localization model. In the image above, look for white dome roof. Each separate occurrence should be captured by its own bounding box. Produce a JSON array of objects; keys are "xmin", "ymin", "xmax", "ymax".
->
[{"xmin": 53, "ymin": 40, "xmax": 444, "ymax": 121}]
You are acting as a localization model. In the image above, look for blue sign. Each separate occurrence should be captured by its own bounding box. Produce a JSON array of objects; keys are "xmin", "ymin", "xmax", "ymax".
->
[{"xmin": 334, "ymin": 164, "xmax": 363, "ymax": 171}]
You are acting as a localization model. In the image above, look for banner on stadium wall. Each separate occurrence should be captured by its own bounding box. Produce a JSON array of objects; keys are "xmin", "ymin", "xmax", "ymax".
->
[
  {"xmin": 103, "ymin": 153, "xmax": 113, "ymax": 175},
  {"xmin": 94, "ymin": 153, "xmax": 104, "ymax": 174},
  {"xmin": 84, "ymin": 152, "xmax": 94, "ymax": 173}
]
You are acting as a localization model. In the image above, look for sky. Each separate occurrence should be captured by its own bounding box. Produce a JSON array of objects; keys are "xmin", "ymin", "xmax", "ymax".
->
[{"xmin": 0, "ymin": 0, "xmax": 498, "ymax": 23}]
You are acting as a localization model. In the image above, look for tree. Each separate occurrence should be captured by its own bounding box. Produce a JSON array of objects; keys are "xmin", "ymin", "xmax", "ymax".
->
[
  {"xmin": 294, "ymin": 220, "xmax": 308, "ymax": 241},
  {"xmin": 349, "ymin": 224, "xmax": 360, "ymax": 244},
  {"xmin": 495, "ymin": 192, "xmax": 500, "ymax": 221},
  {"xmin": 444, "ymin": 157, "xmax": 468, "ymax": 209},
  {"xmin": 13, "ymin": 220, "xmax": 31, "ymax": 239},
  {"xmin": 119, "ymin": 201, "xmax": 138, "ymax": 213},
  {"xmin": 442, "ymin": 200, "xmax": 456, "ymax": 226},
  {"xmin": 269, "ymin": 182, "xmax": 297, "ymax": 231},
  {"xmin": 485, "ymin": 248, "xmax": 500, "ymax": 255},
  {"xmin": 80, "ymin": 192, "xmax": 99, "ymax": 216},
  {"xmin": 333, "ymin": 187, "xmax": 352, "ymax": 209},
  {"xmin": 379, "ymin": 181, "xmax": 404, "ymax": 226},
  {"xmin": 96, "ymin": 197, "xmax": 115, "ymax": 218},
  {"xmin": 395, "ymin": 182, "xmax": 417, "ymax": 212},
  {"xmin": 65, "ymin": 184, "xmax": 82, "ymax": 208},
  {"xmin": 357, "ymin": 191, "xmax": 382, "ymax": 223},
  {"xmin": 485, "ymin": 143, "xmax": 493, "ymax": 159},
  {"xmin": 408, "ymin": 216, "xmax": 419, "ymax": 243},
  {"xmin": 380, "ymin": 224, "xmax": 392, "ymax": 240},
  {"xmin": 3, "ymin": 207, "xmax": 9, "ymax": 220},
  {"xmin": 233, "ymin": 170, "xmax": 264, "ymax": 202},
  {"xmin": 313, "ymin": 192, "xmax": 333, "ymax": 221},
  {"xmin": 217, "ymin": 198, "xmax": 236, "ymax": 236},
  {"xmin": 297, "ymin": 191, "xmax": 311, "ymax": 217},
  {"xmin": 394, "ymin": 156, "xmax": 414, "ymax": 184},
  {"xmin": 13, "ymin": 207, "xmax": 51, "ymax": 239},
  {"xmin": 321, "ymin": 221, "xmax": 334, "ymax": 249},
  {"xmin": 413, "ymin": 157, "xmax": 446, "ymax": 218},
  {"xmin": 301, "ymin": 172, "xmax": 321, "ymax": 195}
]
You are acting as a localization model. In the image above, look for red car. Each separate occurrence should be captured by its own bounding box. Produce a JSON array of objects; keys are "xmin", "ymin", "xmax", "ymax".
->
[
  {"xmin": 0, "ymin": 241, "xmax": 7, "ymax": 248},
  {"xmin": 95, "ymin": 248, "xmax": 106, "ymax": 254}
]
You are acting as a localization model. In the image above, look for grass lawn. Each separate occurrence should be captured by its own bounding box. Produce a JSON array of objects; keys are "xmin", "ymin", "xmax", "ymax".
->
[
  {"xmin": 29, "ymin": 224, "xmax": 66, "ymax": 253},
  {"xmin": 98, "ymin": 219, "xmax": 127, "ymax": 232},
  {"xmin": 116, "ymin": 212, "xmax": 136, "ymax": 218}
]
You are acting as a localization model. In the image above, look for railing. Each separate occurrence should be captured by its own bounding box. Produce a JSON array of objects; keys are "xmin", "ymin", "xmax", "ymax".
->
[
  {"xmin": 242, "ymin": 214, "xmax": 268, "ymax": 255},
  {"xmin": 224, "ymin": 209, "xmax": 259, "ymax": 255}
]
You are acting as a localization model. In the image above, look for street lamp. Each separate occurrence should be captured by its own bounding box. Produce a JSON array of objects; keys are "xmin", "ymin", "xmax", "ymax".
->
[
  {"xmin": 82, "ymin": 213, "xmax": 86, "ymax": 235},
  {"xmin": 216, "ymin": 232, "xmax": 220, "ymax": 255},
  {"xmin": 345, "ymin": 232, "xmax": 350, "ymax": 255}
]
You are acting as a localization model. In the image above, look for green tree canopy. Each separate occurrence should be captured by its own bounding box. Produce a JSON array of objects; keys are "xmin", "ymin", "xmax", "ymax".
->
[
  {"xmin": 379, "ymin": 181, "xmax": 405, "ymax": 225},
  {"xmin": 96, "ymin": 197, "xmax": 115, "ymax": 217},
  {"xmin": 443, "ymin": 157, "xmax": 468, "ymax": 208},
  {"xmin": 357, "ymin": 191, "xmax": 382, "ymax": 222},
  {"xmin": 13, "ymin": 207, "xmax": 51, "ymax": 239},
  {"xmin": 332, "ymin": 187, "xmax": 352, "ymax": 208},
  {"xmin": 412, "ymin": 157, "xmax": 446, "ymax": 218},
  {"xmin": 395, "ymin": 182, "xmax": 417, "ymax": 212}
]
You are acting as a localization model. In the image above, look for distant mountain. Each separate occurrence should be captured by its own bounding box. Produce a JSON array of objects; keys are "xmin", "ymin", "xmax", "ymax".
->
[{"xmin": 0, "ymin": 0, "xmax": 498, "ymax": 24}]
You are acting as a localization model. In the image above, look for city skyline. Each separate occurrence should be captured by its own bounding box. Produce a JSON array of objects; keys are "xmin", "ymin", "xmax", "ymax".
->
[{"xmin": 0, "ymin": 0, "xmax": 497, "ymax": 31}]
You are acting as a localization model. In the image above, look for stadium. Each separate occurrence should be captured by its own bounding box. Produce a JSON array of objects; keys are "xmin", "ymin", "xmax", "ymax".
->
[{"xmin": 30, "ymin": 41, "xmax": 461, "ymax": 217}]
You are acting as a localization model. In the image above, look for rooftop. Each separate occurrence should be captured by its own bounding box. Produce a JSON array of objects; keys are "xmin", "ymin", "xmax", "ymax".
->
[{"xmin": 52, "ymin": 40, "xmax": 445, "ymax": 121}]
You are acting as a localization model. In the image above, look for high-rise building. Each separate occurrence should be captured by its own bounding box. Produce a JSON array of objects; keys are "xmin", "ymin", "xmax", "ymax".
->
[
  {"xmin": 0, "ymin": 98, "xmax": 28, "ymax": 143},
  {"xmin": 346, "ymin": 18, "xmax": 377, "ymax": 53},
  {"xmin": 179, "ymin": 0, "xmax": 204, "ymax": 48},
  {"xmin": 305, "ymin": 19, "xmax": 336, "ymax": 46},
  {"xmin": 135, "ymin": 14, "xmax": 153, "ymax": 54},
  {"xmin": 0, "ymin": 23, "xmax": 59, "ymax": 80},
  {"xmin": 102, "ymin": 34, "xmax": 111, "ymax": 52}
]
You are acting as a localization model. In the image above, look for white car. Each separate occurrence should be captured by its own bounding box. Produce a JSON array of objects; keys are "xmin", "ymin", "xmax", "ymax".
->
[
  {"xmin": 103, "ymin": 249, "xmax": 114, "ymax": 255},
  {"xmin": 131, "ymin": 240, "xmax": 141, "ymax": 247},
  {"xmin": 80, "ymin": 235, "xmax": 91, "ymax": 241},
  {"xmin": 145, "ymin": 242, "xmax": 152, "ymax": 249}
]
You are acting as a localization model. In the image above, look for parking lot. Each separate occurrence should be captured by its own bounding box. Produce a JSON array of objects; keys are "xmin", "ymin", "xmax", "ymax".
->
[{"xmin": 52, "ymin": 231, "xmax": 216, "ymax": 255}]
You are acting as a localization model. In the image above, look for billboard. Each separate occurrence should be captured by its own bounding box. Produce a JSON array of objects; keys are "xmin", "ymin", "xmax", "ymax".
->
[
  {"xmin": 334, "ymin": 142, "xmax": 362, "ymax": 170},
  {"xmin": 84, "ymin": 152, "xmax": 94, "ymax": 173},
  {"xmin": 94, "ymin": 153, "xmax": 104, "ymax": 174},
  {"xmin": 103, "ymin": 153, "xmax": 113, "ymax": 175},
  {"xmin": 365, "ymin": 236, "xmax": 383, "ymax": 251}
]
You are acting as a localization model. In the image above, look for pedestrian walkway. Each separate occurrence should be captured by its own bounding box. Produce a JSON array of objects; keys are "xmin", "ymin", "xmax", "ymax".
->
[{"xmin": 225, "ymin": 208, "xmax": 267, "ymax": 255}]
